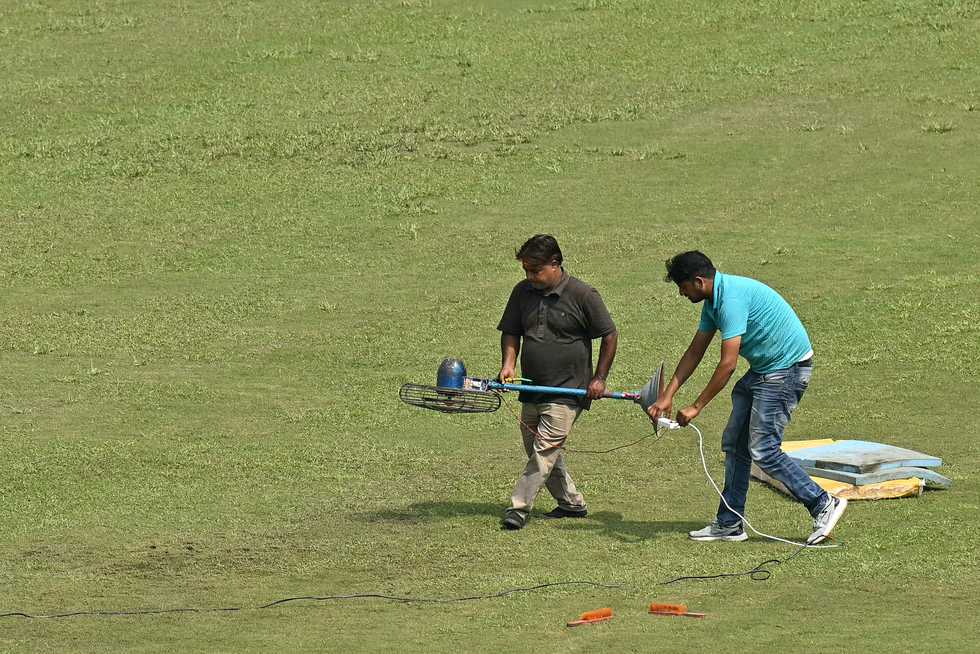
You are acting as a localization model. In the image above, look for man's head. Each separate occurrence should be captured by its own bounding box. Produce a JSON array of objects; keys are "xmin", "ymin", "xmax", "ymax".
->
[
  {"xmin": 516, "ymin": 234, "xmax": 563, "ymax": 290},
  {"xmin": 664, "ymin": 251, "xmax": 716, "ymax": 303}
]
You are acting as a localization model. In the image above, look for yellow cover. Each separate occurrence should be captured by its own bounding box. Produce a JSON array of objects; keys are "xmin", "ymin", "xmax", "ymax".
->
[
  {"xmin": 781, "ymin": 439, "xmax": 835, "ymax": 453},
  {"xmin": 811, "ymin": 475, "xmax": 923, "ymax": 499},
  {"xmin": 751, "ymin": 439, "xmax": 925, "ymax": 500}
]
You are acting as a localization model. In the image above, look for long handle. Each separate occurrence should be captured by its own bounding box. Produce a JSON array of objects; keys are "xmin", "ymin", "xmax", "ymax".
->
[{"xmin": 487, "ymin": 381, "xmax": 638, "ymax": 401}]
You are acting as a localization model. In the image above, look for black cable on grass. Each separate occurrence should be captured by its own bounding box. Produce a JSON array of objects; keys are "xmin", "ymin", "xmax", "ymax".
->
[
  {"xmin": 498, "ymin": 391, "xmax": 664, "ymax": 455},
  {"xmin": 259, "ymin": 580, "xmax": 624, "ymax": 608},
  {"xmin": 660, "ymin": 539, "xmax": 838, "ymax": 584},
  {"xmin": 0, "ymin": 581, "xmax": 625, "ymax": 620},
  {"xmin": 1, "ymin": 546, "xmax": 841, "ymax": 621},
  {"xmin": 0, "ymin": 607, "xmax": 243, "ymax": 619},
  {"xmin": 567, "ymin": 430, "xmax": 662, "ymax": 454}
]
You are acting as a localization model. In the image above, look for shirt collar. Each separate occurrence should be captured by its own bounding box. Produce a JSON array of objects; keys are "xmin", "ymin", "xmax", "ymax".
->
[
  {"xmin": 543, "ymin": 269, "xmax": 570, "ymax": 297},
  {"xmin": 711, "ymin": 271, "xmax": 723, "ymax": 307}
]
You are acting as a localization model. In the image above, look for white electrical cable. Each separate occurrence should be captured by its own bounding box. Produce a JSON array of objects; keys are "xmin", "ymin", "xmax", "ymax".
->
[{"xmin": 659, "ymin": 418, "xmax": 840, "ymax": 549}]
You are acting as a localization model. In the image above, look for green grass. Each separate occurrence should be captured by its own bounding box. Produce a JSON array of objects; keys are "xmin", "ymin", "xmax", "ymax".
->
[{"xmin": 2, "ymin": 0, "xmax": 979, "ymax": 651}]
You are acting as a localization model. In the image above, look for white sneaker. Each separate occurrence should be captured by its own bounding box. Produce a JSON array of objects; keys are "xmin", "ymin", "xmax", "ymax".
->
[
  {"xmin": 809, "ymin": 496, "xmax": 847, "ymax": 544},
  {"xmin": 688, "ymin": 521, "xmax": 748, "ymax": 542}
]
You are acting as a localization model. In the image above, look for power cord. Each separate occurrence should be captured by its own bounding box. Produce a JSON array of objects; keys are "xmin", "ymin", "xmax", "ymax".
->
[
  {"xmin": 686, "ymin": 421, "xmax": 840, "ymax": 550},
  {"xmin": 6, "ymin": 411, "xmax": 845, "ymax": 621},
  {"xmin": 497, "ymin": 391, "xmax": 663, "ymax": 454},
  {"xmin": 259, "ymin": 581, "xmax": 624, "ymax": 607},
  {"xmin": 498, "ymin": 395, "xmax": 843, "ymax": 581},
  {"xmin": 660, "ymin": 541, "xmax": 811, "ymax": 584},
  {"xmin": 0, "ymin": 581, "xmax": 625, "ymax": 620},
  {"xmin": 567, "ymin": 432, "xmax": 661, "ymax": 454},
  {"xmin": 657, "ymin": 421, "xmax": 842, "ymax": 584}
]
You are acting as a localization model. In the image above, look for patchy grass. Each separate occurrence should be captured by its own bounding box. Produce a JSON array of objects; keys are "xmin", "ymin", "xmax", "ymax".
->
[{"xmin": 1, "ymin": 0, "xmax": 979, "ymax": 651}]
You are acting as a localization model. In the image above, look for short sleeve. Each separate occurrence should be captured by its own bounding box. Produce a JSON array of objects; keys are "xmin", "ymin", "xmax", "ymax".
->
[
  {"xmin": 582, "ymin": 288, "xmax": 616, "ymax": 338},
  {"xmin": 698, "ymin": 305, "xmax": 716, "ymax": 333},
  {"xmin": 497, "ymin": 284, "xmax": 524, "ymax": 335},
  {"xmin": 717, "ymin": 298, "xmax": 748, "ymax": 340}
]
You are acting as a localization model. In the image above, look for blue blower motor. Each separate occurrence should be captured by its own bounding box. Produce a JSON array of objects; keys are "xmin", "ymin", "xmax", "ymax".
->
[{"xmin": 436, "ymin": 357, "xmax": 467, "ymax": 388}]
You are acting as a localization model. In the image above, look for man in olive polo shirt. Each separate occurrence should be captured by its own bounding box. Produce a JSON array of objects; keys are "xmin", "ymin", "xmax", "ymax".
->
[{"xmin": 497, "ymin": 234, "xmax": 619, "ymax": 530}]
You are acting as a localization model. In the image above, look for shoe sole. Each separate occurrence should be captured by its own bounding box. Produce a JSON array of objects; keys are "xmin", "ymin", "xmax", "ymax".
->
[
  {"xmin": 502, "ymin": 513, "xmax": 527, "ymax": 530},
  {"xmin": 809, "ymin": 497, "xmax": 848, "ymax": 544},
  {"xmin": 688, "ymin": 532, "xmax": 748, "ymax": 542},
  {"xmin": 543, "ymin": 512, "xmax": 588, "ymax": 519}
]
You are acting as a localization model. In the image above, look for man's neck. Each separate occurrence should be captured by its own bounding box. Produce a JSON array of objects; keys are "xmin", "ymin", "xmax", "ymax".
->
[
  {"xmin": 703, "ymin": 276, "xmax": 715, "ymax": 303},
  {"xmin": 540, "ymin": 268, "xmax": 567, "ymax": 294}
]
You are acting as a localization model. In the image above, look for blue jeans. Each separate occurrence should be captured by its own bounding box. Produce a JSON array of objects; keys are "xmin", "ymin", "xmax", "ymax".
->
[{"xmin": 716, "ymin": 364, "xmax": 828, "ymax": 527}]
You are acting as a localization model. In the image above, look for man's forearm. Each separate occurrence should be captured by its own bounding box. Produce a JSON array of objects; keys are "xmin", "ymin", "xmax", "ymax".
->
[
  {"xmin": 500, "ymin": 333, "xmax": 520, "ymax": 369},
  {"xmin": 593, "ymin": 331, "xmax": 618, "ymax": 379},
  {"xmin": 693, "ymin": 362, "xmax": 737, "ymax": 410},
  {"xmin": 663, "ymin": 330, "xmax": 714, "ymax": 399},
  {"xmin": 664, "ymin": 346, "xmax": 704, "ymax": 398}
]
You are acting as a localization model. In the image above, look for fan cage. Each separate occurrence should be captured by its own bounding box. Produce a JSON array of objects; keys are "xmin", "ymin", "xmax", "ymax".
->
[{"xmin": 399, "ymin": 383, "xmax": 502, "ymax": 414}]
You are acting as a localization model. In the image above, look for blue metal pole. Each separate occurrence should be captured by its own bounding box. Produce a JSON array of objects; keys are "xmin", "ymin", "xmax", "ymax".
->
[{"xmin": 486, "ymin": 381, "xmax": 637, "ymax": 401}]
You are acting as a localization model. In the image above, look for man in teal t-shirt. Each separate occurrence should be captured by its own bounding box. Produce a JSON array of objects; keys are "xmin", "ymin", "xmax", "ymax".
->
[{"xmin": 648, "ymin": 251, "xmax": 847, "ymax": 545}]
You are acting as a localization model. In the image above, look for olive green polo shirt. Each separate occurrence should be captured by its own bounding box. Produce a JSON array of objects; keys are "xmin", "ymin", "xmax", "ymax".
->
[{"xmin": 497, "ymin": 270, "xmax": 617, "ymax": 409}]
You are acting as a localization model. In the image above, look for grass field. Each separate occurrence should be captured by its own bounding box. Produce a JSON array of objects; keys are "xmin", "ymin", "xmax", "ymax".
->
[{"xmin": 2, "ymin": 0, "xmax": 979, "ymax": 651}]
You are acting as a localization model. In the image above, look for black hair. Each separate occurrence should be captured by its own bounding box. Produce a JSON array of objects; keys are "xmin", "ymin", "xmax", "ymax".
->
[
  {"xmin": 664, "ymin": 250, "xmax": 716, "ymax": 284},
  {"xmin": 516, "ymin": 234, "xmax": 563, "ymax": 266}
]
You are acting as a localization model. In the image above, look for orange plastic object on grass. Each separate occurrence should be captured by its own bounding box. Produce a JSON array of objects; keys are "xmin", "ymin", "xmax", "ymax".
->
[
  {"xmin": 649, "ymin": 602, "xmax": 705, "ymax": 618},
  {"xmin": 566, "ymin": 607, "xmax": 613, "ymax": 627}
]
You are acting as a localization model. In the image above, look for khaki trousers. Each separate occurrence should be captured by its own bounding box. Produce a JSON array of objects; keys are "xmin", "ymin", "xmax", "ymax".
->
[{"xmin": 509, "ymin": 402, "xmax": 586, "ymax": 515}]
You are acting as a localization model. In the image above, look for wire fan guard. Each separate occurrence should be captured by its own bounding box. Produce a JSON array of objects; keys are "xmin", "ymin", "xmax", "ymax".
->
[{"xmin": 399, "ymin": 383, "xmax": 501, "ymax": 414}]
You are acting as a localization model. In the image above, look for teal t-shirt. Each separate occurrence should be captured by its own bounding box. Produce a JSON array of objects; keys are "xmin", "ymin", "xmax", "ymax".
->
[{"xmin": 697, "ymin": 272, "xmax": 812, "ymax": 373}]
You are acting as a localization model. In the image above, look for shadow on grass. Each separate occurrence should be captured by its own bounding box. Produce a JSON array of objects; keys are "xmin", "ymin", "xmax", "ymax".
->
[
  {"xmin": 548, "ymin": 510, "xmax": 705, "ymax": 544},
  {"xmin": 358, "ymin": 502, "xmax": 703, "ymax": 543},
  {"xmin": 359, "ymin": 501, "xmax": 501, "ymax": 524}
]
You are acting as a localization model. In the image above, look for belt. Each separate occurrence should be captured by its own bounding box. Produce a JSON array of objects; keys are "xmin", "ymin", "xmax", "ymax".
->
[{"xmin": 795, "ymin": 357, "xmax": 813, "ymax": 368}]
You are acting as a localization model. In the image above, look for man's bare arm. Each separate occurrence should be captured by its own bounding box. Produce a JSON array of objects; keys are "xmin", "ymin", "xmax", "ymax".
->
[
  {"xmin": 499, "ymin": 333, "xmax": 520, "ymax": 381},
  {"xmin": 675, "ymin": 335, "xmax": 741, "ymax": 426},
  {"xmin": 587, "ymin": 330, "xmax": 619, "ymax": 399},
  {"xmin": 647, "ymin": 330, "xmax": 714, "ymax": 422}
]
